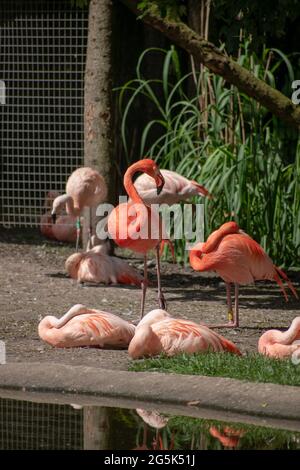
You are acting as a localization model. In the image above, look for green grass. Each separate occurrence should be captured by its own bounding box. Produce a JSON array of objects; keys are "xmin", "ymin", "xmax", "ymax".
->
[{"xmin": 129, "ymin": 352, "xmax": 300, "ymax": 386}]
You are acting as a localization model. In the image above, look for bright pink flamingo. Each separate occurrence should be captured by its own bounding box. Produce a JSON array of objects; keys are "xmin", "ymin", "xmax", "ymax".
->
[
  {"xmin": 51, "ymin": 167, "xmax": 107, "ymax": 250},
  {"xmin": 38, "ymin": 304, "xmax": 135, "ymax": 348},
  {"xmin": 108, "ymin": 159, "xmax": 166, "ymax": 318},
  {"xmin": 65, "ymin": 245, "xmax": 143, "ymax": 286},
  {"xmin": 189, "ymin": 222, "xmax": 298, "ymax": 328},
  {"xmin": 258, "ymin": 316, "xmax": 300, "ymax": 359},
  {"xmin": 134, "ymin": 169, "xmax": 211, "ymax": 205},
  {"xmin": 128, "ymin": 309, "xmax": 241, "ymax": 359}
]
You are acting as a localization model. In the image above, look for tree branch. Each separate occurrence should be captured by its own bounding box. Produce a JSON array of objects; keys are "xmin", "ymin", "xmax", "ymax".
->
[{"xmin": 120, "ymin": 0, "xmax": 300, "ymax": 130}]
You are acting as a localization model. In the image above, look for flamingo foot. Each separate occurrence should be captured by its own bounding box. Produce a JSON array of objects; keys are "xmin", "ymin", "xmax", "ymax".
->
[{"xmin": 158, "ymin": 292, "xmax": 167, "ymax": 310}]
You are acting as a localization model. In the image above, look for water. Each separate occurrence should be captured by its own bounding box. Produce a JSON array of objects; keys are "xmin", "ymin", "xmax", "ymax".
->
[{"xmin": 0, "ymin": 397, "xmax": 299, "ymax": 450}]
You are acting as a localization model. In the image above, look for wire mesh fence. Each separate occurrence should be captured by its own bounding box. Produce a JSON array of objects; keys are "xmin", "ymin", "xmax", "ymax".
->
[
  {"xmin": 0, "ymin": 397, "xmax": 83, "ymax": 450},
  {"xmin": 0, "ymin": 0, "xmax": 88, "ymax": 228}
]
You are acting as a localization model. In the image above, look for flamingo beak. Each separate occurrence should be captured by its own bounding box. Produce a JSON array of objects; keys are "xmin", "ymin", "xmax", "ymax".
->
[
  {"xmin": 156, "ymin": 172, "xmax": 165, "ymax": 195},
  {"xmin": 51, "ymin": 213, "xmax": 57, "ymax": 224}
]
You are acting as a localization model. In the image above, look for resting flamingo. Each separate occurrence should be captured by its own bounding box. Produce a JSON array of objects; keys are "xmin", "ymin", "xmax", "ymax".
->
[
  {"xmin": 128, "ymin": 309, "xmax": 241, "ymax": 359},
  {"xmin": 38, "ymin": 304, "xmax": 135, "ymax": 348},
  {"xmin": 258, "ymin": 316, "xmax": 300, "ymax": 359},
  {"xmin": 189, "ymin": 221, "xmax": 298, "ymax": 328},
  {"xmin": 108, "ymin": 159, "xmax": 166, "ymax": 318},
  {"xmin": 51, "ymin": 167, "xmax": 107, "ymax": 250},
  {"xmin": 65, "ymin": 245, "xmax": 143, "ymax": 286},
  {"xmin": 134, "ymin": 169, "xmax": 211, "ymax": 205}
]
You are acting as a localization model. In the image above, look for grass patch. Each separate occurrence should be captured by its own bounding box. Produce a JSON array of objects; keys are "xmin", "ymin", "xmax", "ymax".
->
[{"xmin": 129, "ymin": 352, "xmax": 300, "ymax": 386}]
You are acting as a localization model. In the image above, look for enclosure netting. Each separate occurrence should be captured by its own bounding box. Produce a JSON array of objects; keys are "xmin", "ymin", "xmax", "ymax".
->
[
  {"xmin": 0, "ymin": 397, "xmax": 83, "ymax": 450},
  {"xmin": 0, "ymin": 0, "xmax": 87, "ymax": 227}
]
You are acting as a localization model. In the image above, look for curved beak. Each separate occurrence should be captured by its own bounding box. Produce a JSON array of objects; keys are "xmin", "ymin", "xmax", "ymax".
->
[
  {"xmin": 51, "ymin": 213, "xmax": 57, "ymax": 224},
  {"xmin": 155, "ymin": 171, "xmax": 165, "ymax": 195}
]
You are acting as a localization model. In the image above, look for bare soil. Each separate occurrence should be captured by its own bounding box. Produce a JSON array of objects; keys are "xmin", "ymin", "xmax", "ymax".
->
[{"xmin": 1, "ymin": 228, "xmax": 299, "ymax": 371}]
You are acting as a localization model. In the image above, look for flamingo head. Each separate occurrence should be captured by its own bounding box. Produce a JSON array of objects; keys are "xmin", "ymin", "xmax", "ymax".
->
[
  {"xmin": 139, "ymin": 159, "xmax": 165, "ymax": 195},
  {"xmin": 51, "ymin": 194, "xmax": 71, "ymax": 223}
]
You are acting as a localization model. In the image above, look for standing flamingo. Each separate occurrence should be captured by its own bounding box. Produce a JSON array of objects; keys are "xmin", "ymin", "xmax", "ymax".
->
[
  {"xmin": 65, "ymin": 245, "xmax": 143, "ymax": 286},
  {"xmin": 51, "ymin": 167, "xmax": 107, "ymax": 250},
  {"xmin": 128, "ymin": 309, "xmax": 241, "ymax": 359},
  {"xmin": 134, "ymin": 169, "xmax": 211, "ymax": 205},
  {"xmin": 189, "ymin": 221, "xmax": 298, "ymax": 328},
  {"xmin": 107, "ymin": 159, "xmax": 166, "ymax": 318},
  {"xmin": 38, "ymin": 304, "xmax": 135, "ymax": 348},
  {"xmin": 258, "ymin": 316, "xmax": 300, "ymax": 359}
]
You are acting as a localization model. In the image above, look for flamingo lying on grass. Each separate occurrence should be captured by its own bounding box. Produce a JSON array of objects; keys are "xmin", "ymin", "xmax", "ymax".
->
[
  {"xmin": 51, "ymin": 167, "xmax": 107, "ymax": 250},
  {"xmin": 108, "ymin": 159, "xmax": 166, "ymax": 318},
  {"xmin": 134, "ymin": 169, "xmax": 211, "ymax": 205},
  {"xmin": 128, "ymin": 309, "xmax": 241, "ymax": 359},
  {"xmin": 38, "ymin": 304, "xmax": 135, "ymax": 348},
  {"xmin": 40, "ymin": 191, "xmax": 78, "ymax": 243},
  {"xmin": 65, "ymin": 245, "xmax": 143, "ymax": 286},
  {"xmin": 189, "ymin": 221, "xmax": 298, "ymax": 328},
  {"xmin": 258, "ymin": 316, "xmax": 300, "ymax": 359}
]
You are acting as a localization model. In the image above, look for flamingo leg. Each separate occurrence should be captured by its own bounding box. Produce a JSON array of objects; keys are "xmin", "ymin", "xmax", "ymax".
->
[
  {"xmin": 75, "ymin": 217, "xmax": 81, "ymax": 252},
  {"xmin": 209, "ymin": 283, "xmax": 240, "ymax": 329},
  {"xmin": 140, "ymin": 255, "xmax": 148, "ymax": 319},
  {"xmin": 155, "ymin": 245, "xmax": 166, "ymax": 310},
  {"xmin": 226, "ymin": 282, "xmax": 233, "ymax": 322},
  {"xmin": 233, "ymin": 283, "xmax": 240, "ymax": 328}
]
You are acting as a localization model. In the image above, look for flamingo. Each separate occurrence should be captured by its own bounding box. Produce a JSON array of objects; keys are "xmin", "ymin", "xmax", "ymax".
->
[
  {"xmin": 65, "ymin": 245, "xmax": 143, "ymax": 286},
  {"xmin": 38, "ymin": 304, "xmax": 135, "ymax": 348},
  {"xmin": 128, "ymin": 309, "xmax": 241, "ymax": 359},
  {"xmin": 189, "ymin": 221, "xmax": 298, "ymax": 328},
  {"xmin": 108, "ymin": 159, "xmax": 166, "ymax": 318},
  {"xmin": 40, "ymin": 191, "xmax": 78, "ymax": 242},
  {"xmin": 51, "ymin": 167, "xmax": 107, "ymax": 250},
  {"xmin": 258, "ymin": 316, "xmax": 300, "ymax": 359},
  {"xmin": 133, "ymin": 169, "xmax": 211, "ymax": 205},
  {"xmin": 209, "ymin": 426, "xmax": 244, "ymax": 448}
]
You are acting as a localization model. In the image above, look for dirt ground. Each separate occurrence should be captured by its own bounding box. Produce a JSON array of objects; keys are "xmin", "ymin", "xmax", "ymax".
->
[{"xmin": 1, "ymin": 228, "xmax": 299, "ymax": 371}]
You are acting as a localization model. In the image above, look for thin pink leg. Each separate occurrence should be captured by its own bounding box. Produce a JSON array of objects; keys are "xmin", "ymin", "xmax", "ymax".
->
[
  {"xmin": 208, "ymin": 282, "xmax": 239, "ymax": 329},
  {"xmin": 156, "ymin": 245, "xmax": 166, "ymax": 310},
  {"xmin": 140, "ymin": 255, "xmax": 148, "ymax": 319}
]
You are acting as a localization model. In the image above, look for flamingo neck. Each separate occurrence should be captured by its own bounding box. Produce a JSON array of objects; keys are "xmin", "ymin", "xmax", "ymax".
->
[
  {"xmin": 275, "ymin": 317, "xmax": 300, "ymax": 345},
  {"xmin": 52, "ymin": 194, "xmax": 81, "ymax": 217},
  {"xmin": 203, "ymin": 222, "xmax": 239, "ymax": 253},
  {"xmin": 124, "ymin": 162, "xmax": 145, "ymax": 204},
  {"xmin": 128, "ymin": 324, "xmax": 162, "ymax": 358},
  {"xmin": 189, "ymin": 249, "xmax": 205, "ymax": 272}
]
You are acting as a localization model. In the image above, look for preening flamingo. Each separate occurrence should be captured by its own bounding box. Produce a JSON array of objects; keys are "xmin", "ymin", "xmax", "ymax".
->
[
  {"xmin": 258, "ymin": 316, "xmax": 300, "ymax": 359},
  {"xmin": 65, "ymin": 245, "xmax": 143, "ymax": 286},
  {"xmin": 51, "ymin": 167, "xmax": 107, "ymax": 250},
  {"xmin": 134, "ymin": 169, "xmax": 211, "ymax": 205},
  {"xmin": 40, "ymin": 191, "xmax": 78, "ymax": 242},
  {"xmin": 38, "ymin": 304, "xmax": 135, "ymax": 348},
  {"xmin": 128, "ymin": 309, "xmax": 241, "ymax": 359},
  {"xmin": 108, "ymin": 159, "xmax": 166, "ymax": 318},
  {"xmin": 189, "ymin": 221, "xmax": 298, "ymax": 328}
]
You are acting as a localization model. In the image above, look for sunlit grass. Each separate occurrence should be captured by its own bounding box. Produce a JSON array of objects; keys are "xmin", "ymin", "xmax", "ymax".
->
[{"xmin": 129, "ymin": 352, "xmax": 300, "ymax": 386}]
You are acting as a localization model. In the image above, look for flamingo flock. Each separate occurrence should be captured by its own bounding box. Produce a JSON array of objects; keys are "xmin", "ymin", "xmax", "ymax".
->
[{"xmin": 37, "ymin": 159, "xmax": 299, "ymax": 361}]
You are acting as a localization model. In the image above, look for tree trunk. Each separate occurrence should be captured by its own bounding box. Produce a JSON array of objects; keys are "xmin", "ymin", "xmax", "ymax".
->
[
  {"xmin": 120, "ymin": 0, "xmax": 300, "ymax": 130},
  {"xmin": 83, "ymin": 406, "xmax": 110, "ymax": 450},
  {"xmin": 84, "ymin": 0, "xmax": 115, "ymax": 247}
]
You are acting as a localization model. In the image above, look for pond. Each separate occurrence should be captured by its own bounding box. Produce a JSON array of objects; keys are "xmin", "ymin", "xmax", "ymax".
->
[{"xmin": 0, "ymin": 397, "xmax": 299, "ymax": 450}]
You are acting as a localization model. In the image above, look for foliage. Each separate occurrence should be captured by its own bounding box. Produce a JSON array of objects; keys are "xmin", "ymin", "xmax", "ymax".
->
[
  {"xmin": 130, "ymin": 351, "xmax": 300, "ymax": 386},
  {"xmin": 118, "ymin": 45, "xmax": 300, "ymax": 267},
  {"xmin": 137, "ymin": 0, "xmax": 186, "ymax": 20}
]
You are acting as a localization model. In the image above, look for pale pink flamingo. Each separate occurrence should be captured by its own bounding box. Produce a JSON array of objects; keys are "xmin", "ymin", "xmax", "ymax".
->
[
  {"xmin": 38, "ymin": 304, "xmax": 135, "ymax": 348},
  {"xmin": 51, "ymin": 167, "xmax": 107, "ymax": 250},
  {"xmin": 189, "ymin": 221, "xmax": 298, "ymax": 328},
  {"xmin": 134, "ymin": 169, "xmax": 211, "ymax": 205},
  {"xmin": 65, "ymin": 245, "xmax": 143, "ymax": 286},
  {"xmin": 128, "ymin": 309, "xmax": 241, "ymax": 359},
  {"xmin": 40, "ymin": 191, "xmax": 78, "ymax": 242},
  {"xmin": 136, "ymin": 410, "xmax": 169, "ymax": 429},
  {"xmin": 258, "ymin": 316, "xmax": 300, "ymax": 359},
  {"xmin": 108, "ymin": 159, "xmax": 166, "ymax": 318}
]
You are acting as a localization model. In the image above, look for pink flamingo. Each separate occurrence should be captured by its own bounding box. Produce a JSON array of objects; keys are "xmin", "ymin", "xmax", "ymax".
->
[
  {"xmin": 65, "ymin": 245, "xmax": 143, "ymax": 286},
  {"xmin": 108, "ymin": 159, "xmax": 166, "ymax": 318},
  {"xmin": 128, "ymin": 309, "xmax": 241, "ymax": 359},
  {"xmin": 38, "ymin": 304, "xmax": 135, "ymax": 348},
  {"xmin": 51, "ymin": 167, "xmax": 107, "ymax": 250},
  {"xmin": 134, "ymin": 169, "xmax": 211, "ymax": 205},
  {"xmin": 40, "ymin": 191, "xmax": 78, "ymax": 242},
  {"xmin": 258, "ymin": 316, "xmax": 300, "ymax": 359},
  {"xmin": 189, "ymin": 221, "xmax": 298, "ymax": 328},
  {"xmin": 209, "ymin": 426, "xmax": 244, "ymax": 448}
]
